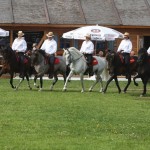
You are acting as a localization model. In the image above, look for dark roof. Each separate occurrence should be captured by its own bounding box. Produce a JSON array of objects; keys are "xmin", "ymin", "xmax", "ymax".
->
[{"xmin": 0, "ymin": 0, "xmax": 150, "ymax": 26}]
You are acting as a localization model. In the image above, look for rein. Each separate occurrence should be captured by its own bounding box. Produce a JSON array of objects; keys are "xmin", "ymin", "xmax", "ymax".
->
[{"xmin": 68, "ymin": 50, "xmax": 84, "ymax": 63}]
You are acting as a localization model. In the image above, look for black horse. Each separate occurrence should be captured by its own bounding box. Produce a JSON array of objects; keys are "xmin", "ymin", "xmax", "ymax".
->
[
  {"xmin": 133, "ymin": 48, "xmax": 150, "ymax": 96},
  {"xmin": 0, "ymin": 45, "xmax": 32, "ymax": 90},
  {"xmin": 103, "ymin": 50, "xmax": 138, "ymax": 93}
]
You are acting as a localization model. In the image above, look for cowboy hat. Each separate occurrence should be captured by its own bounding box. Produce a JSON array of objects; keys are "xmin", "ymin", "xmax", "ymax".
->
[
  {"xmin": 124, "ymin": 32, "xmax": 130, "ymax": 37},
  {"xmin": 85, "ymin": 33, "xmax": 91, "ymax": 38},
  {"xmin": 17, "ymin": 31, "xmax": 24, "ymax": 36},
  {"xmin": 46, "ymin": 32, "xmax": 54, "ymax": 37}
]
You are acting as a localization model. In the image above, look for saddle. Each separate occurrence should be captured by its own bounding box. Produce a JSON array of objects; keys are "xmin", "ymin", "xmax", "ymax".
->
[
  {"xmin": 44, "ymin": 56, "xmax": 60, "ymax": 65},
  {"xmin": 92, "ymin": 57, "xmax": 98, "ymax": 66},
  {"xmin": 118, "ymin": 53, "xmax": 136, "ymax": 64},
  {"xmin": 16, "ymin": 54, "xmax": 29, "ymax": 64}
]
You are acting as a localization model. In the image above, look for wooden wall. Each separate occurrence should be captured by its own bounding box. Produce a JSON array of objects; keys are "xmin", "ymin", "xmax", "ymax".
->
[{"xmin": 1, "ymin": 24, "xmax": 150, "ymax": 54}]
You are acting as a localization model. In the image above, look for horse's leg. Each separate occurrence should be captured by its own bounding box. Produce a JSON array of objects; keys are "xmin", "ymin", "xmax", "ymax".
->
[
  {"xmin": 133, "ymin": 74, "xmax": 139, "ymax": 86},
  {"xmin": 103, "ymin": 75, "xmax": 114, "ymax": 93},
  {"xmin": 80, "ymin": 73, "xmax": 85, "ymax": 93},
  {"xmin": 63, "ymin": 70, "xmax": 74, "ymax": 91},
  {"xmin": 123, "ymin": 75, "xmax": 131, "ymax": 93},
  {"xmin": 9, "ymin": 72, "xmax": 16, "ymax": 89},
  {"xmin": 38, "ymin": 76, "xmax": 43, "ymax": 91},
  {"xmin": 50, "ymin": 74, "xmax": 58, "ymax": 91},
  {"xmin": 140, "ymin": 77, "xmax": 148, "ymax": 97},
  {"xmin": 15, "ymin": 78, "xmax": 24, "ymax": 90},
  {"xmin": 89, "ymin": 73, "xmax": 103, "ymax": 92},
  {"xmin": 0, "ymin": 69, "xmax": 15, "ymax": 88},
  {"xmin": 33, "ymin": 75, "xmax": 39, "ymax": 88},
  {"xmin": 25, "ymin": 74, "xmax": 32, "ymax": 90},
  {"xmin": 114, "ymin": 76, "xmax": 121, "ymax": 93}
]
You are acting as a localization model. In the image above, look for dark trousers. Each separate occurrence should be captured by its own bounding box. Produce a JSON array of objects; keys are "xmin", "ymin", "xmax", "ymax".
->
[
  {"xmin": 49, "ymin": 54, "xmax": 55, "ymax": 76},
  {"xmin": 18, "ymin": 52, "xmax": 25, "ymax": 77},
  {"xmin": 84, "ymin": 54, "xmax": 93, "ymax": 76},
  {"xmin": 122, "ymin": 52, "xmax": 130, "ymax": 75}
]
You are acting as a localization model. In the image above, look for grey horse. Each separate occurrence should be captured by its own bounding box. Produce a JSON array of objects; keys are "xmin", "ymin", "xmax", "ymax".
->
[{"xmin": 30, "ymin": 49, "xmax": 67, "ymax": 91}]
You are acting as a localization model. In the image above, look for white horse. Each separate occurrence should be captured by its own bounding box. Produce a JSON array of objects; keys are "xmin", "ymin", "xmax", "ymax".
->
[{"xmin": 63, "ymin": 47, "xmax": 109, "ymax": 92}]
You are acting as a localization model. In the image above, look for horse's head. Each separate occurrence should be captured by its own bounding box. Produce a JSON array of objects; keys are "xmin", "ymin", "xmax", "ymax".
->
[
  {"xmin": 105, "ymin": 51, "xmax": 115, "ymax": 75},
  {"xmin": 137, "ymin": 48, "xmax": 148, "ymax": 64},
  {"xmin": 0, "ymin": 45, "xmax": 13, "ymax": 60},
  {"xmin": 30, "ymin": 50, "xmax": 40, "ymax": 66},
  {"xmin": 63, "ymin": 48, "xmax": 72, "ymax": 65}
]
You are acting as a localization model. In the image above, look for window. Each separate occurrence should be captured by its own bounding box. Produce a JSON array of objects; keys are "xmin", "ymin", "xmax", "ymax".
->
[{"xmin": 60, "ymin": 38, "xmax": 71, "ymax": 49}]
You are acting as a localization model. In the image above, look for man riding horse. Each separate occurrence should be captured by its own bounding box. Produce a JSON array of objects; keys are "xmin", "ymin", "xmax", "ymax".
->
[
  {"xmin": 117, "ymin": 32, "xmax": 132, "ymax": 78},
  {"xmin": 40, "ymin": 32, "xmax": 57, "ymax": 78},
  {"xmin": 12, "ymin": 31, "xmax": 27, "ymax": 78},
  {"xmin": 80, "ymin": 33, "xmax": 94, "ymax": 77}
]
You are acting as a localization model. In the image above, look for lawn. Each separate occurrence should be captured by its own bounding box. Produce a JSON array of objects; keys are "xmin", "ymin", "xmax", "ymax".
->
[{"xmin": 0, "ymin": 78, "xmax": 150, "ymax": 150}]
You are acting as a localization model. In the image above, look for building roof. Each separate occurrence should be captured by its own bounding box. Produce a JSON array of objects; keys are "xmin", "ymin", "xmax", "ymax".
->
[{"xmin": 0, "ymin": 0, "xmax": 150, "ymax": 26}]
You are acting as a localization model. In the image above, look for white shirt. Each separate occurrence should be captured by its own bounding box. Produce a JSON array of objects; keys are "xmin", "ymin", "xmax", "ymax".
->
[
  {"xmin": 41, "ymin": 39, "xmax": 57, "ymax": 55},
  {"xmin": 117, "ymin": 39, "xmax": 132, "ymax": 53},
  {"xmin": 12, "ymin": 37, "xmax": 27, "ymax": 52},
  {"xmin": 80, "ymin": 40, "xmax": 94, "ymax": 54},
  {"xmin": 147, "ymin": 47, "xmax": 150, "ymax": 54}
]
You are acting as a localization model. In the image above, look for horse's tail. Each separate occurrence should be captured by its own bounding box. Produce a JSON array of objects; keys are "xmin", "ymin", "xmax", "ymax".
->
[{"xmin": 101, "ymin": 60, "xmax": 110, "ymax": 81}]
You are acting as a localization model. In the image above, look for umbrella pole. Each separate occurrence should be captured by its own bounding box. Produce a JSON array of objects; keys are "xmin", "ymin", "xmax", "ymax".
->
[{"xmin": 94, "ymin": 40, "xmax": 97, "ymax": 56}]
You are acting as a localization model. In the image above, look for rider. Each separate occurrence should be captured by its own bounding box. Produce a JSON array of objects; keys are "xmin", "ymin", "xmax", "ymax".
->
[
  {"xmin": 40, "ymin": 32, "xmax": 57, "ymax": 78},
  {"xmin": 117, "ymin": 32, "xmax": 132, "ymax": 78},
  {"xmin": 80, "ymin": 33, "xmax": 94, "ymax": 77},
  {"xmin": 12, "ymin": 31, "xmax": 27, "ymax": 78}
]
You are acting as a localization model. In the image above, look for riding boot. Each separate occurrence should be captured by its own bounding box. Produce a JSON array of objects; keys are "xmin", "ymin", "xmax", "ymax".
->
[
  {"xmin": 19, "ymin": 63, "xmax": 25, "ymax": 78},
  {"xmin": 88, "ymin": 65, "xmax": 94, "ymax": 77},
  {"xmin": 48, "ymin": 64, "xmax": 54, "ymax": 79},
  {"xmin": 125, "ymin": 64, "xmax": 130, "ymax": 79}
]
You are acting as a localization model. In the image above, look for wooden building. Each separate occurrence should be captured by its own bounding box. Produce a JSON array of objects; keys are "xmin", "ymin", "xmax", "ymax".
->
[{"xmin": 0, "ymin": 0, "xmax": 150, "ymax": 54}]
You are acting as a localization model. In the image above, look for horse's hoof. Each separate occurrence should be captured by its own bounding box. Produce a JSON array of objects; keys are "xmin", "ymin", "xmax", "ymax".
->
[
  {"xmin": 38, "ymin": 88, "xmax": 42, "ymax": 92},
  {"xmin": 99, "ymin": 89, "xmax": 103, "ymax": 93},
  {"xmin": 63, "ymin": 88, "xmax": 67, "ymax": 92},
  {"xmin": 89, "ymin": 89, "xmax": 92, "ymax": 92},
  {"xmin": 140, "ymin": 94, "xmax": 144, "ymax": 97},
  {"xmin": 81, "ymin": 90, "xmax": 85, "ymax": 93},
  {"xmin": 123, "ymin": 91, "xmax": 126, "ymax": 94}
]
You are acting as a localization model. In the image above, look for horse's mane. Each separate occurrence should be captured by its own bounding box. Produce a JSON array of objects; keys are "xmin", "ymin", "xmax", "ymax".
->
[
  {"xmin": 1, "ymin": 46, "xmax": 16, "ymax": 59},
  {"xmin": 37, "ymin": 49, "xmax": 46, "ymax": 57},
  {"xmin": 68, "ymin": 47, "xmax": 83, "ymax": 59}
]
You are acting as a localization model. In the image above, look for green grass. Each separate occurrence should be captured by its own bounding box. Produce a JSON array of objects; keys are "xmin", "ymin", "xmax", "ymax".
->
[{"xmin": 0, "ymin": 78, "xmax": 150, "ymax": 150}]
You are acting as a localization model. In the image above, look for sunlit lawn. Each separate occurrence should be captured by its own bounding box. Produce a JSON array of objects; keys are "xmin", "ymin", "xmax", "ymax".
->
[{"xmin": 0, "ymin": 78, "xmax": 150, "ymax": 150}]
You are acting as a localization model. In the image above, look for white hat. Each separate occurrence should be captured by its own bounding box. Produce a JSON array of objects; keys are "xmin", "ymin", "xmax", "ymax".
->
[
  {"xmin": 17, "ymin": 31, "xmax": 24, "ymax": 36},
  {"xmin": 124, "ymin": 32, "xmax": 130, "ymax": 37},
  {"xmin": 46, "ymin": 32, "xmax": 54, "ymax": 37},
  {"xmin": 85, "ymin": 33, "xmax": 91, "ymax": 38}
]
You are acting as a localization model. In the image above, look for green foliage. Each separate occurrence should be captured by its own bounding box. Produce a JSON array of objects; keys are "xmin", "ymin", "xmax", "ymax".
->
[{"xmin": 0, "ymin": 79, "xmax": 150, "ymax": 150}]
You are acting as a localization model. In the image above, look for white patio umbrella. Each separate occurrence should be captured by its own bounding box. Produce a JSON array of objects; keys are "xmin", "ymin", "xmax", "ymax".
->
[
  {"xmin": 0, "ymin": 28, "xmax": 9, "ymax": 37},
  {"xmin": 62, "ymin": 25, "xmax": 123, "ymax": 41}
]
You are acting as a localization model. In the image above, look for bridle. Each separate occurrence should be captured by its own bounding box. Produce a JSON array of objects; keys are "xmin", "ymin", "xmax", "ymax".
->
[{"xmin": 65, "ymin": 49, "xmax": 84, "ymax": 64}]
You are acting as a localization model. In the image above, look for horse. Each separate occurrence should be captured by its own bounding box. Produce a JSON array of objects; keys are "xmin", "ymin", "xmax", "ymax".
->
[
  {"xmin": 63, "ymin": 47, "xmax": 109, "ymax": 92},
  {"xmin": 0, "ymin": 45, "xmax": 32, "ymax": 90},
  {"xmin": 133, "ymin": 48, "xmax": 150, "ymax": 96},
  {"xmin": 30, "ymin": 49, "xmax": 67, "ymax": 91},
  {"xmin": 103, "ymin": 50, "xmax": 138, "ymax": 93}
]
